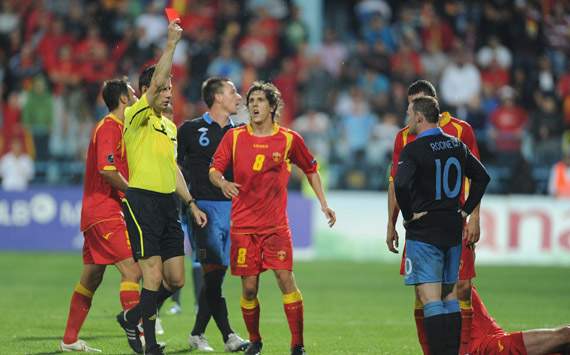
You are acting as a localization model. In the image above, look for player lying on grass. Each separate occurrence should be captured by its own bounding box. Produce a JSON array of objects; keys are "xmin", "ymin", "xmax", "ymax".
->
[{"xmin": 469, "ymin": 286, "xmax": 570, "ymax": 355}]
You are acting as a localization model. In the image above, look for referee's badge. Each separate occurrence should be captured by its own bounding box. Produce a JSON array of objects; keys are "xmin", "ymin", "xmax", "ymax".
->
[{"xmin": 107, "ymin": 154, "xmax": 114, "ymax": 163}]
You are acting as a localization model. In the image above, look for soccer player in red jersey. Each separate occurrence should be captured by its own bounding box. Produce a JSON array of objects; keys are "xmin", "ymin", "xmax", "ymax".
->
[
  {"xmin": 469, "ymin": 287, "xmax": 570, "ymax": 355},
  {"xmin": 386, "ymin": 80, "xmax": 482, "ymax": 354},
  {"xmin": 209, "ymin": 81, "xmax": 336, "ymax": 355},
  {"xmin": 60, "ymin": 78, "xmax": 141, "ymax": 352}
]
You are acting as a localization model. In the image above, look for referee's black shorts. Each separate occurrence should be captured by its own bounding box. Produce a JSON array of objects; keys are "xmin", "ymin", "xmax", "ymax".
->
[{"xmin": 122, "ymin": 188, "xmax": 184, "ymax": 261}]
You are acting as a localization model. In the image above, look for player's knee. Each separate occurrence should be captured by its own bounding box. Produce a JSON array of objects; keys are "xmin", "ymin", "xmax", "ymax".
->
[
  {"xmin": 243, "ymin": 285, "xmax": 258, "ymax": 300},
  {"xmin": 166, "ymin": 276, "xmax": 185, "ymax": 290},
  {"xmin": 456, "ymin": 280, "xmax": 471, "ymax": 301}
]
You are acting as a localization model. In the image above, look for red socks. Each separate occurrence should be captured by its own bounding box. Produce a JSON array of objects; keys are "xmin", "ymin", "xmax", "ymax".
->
[
  {"xmin": 62, "ymin": 283, "xmax": 93, "ymax": 344},
  {"xmin": 241, "ymin": 297, "xmax": 261, "ymax": 342},
  {"xmin": 283, "ymin": 290, "xmax": 304, "ymax": 348},
  {"xmin": 119, "ymin": 281, "xmax": 140, "ymax": 310}
]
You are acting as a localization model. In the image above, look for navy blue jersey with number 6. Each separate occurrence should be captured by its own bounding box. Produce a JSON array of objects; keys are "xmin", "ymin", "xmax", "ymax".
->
[
  {"xmin": 177, "ymin": 112, "xmax": 236, "ymax": 201},
  {"xmin": 394, "ymin": 127, "xmax": 490, "ymax": 247}
]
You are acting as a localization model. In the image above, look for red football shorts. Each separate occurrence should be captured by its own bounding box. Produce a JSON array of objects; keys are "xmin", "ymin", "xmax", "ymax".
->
[
  {"xmin": 83, "ymin": 218, "xmax": 133, "ymax": 265},
  {"xmin": 230, "ymin": 228, "xmax": 293, "ymax": 276},
  {"xmin": 400, "ymin": 237, "xmax": 476, "ymax": 280},
  {"xmin": 475, "ymin": 331, "xmax": 528, "ymax": 355}
]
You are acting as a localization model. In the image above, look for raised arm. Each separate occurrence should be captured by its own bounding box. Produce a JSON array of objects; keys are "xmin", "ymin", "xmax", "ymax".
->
[{"xmin": 146, "ymin": 20, "xmax": 182, "ymax": 112}]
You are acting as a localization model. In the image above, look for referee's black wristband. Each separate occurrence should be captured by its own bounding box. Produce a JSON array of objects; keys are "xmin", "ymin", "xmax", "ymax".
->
[{"xmin": 186, "ymin": 199, "xmax": 197, "ymax": 207}]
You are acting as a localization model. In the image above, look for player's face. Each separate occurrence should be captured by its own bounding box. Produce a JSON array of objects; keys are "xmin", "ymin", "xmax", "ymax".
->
[
  {"xmin": 407, "ymin": 102, "xmax": 418, "ymax": 134},
  {"xmin": 157, "ymin": 79, "xmax": 173, "ymax": 111},
  {"xmin": 220, "ymin": 81, "xmax": 242, "ymax": 115},
  {"xmin": 248, "ymin": 90, "xmax": 273, "ymax": 125}
]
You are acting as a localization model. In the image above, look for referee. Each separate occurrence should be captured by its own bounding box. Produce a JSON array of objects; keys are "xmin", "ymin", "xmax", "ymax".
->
[
  {"xmin": 177, "ymin": 77, "xmax": 248, "ymax": 352},
  {"xmin": 116, "ymin": 19, "xmax": 207, "ymax": 355}
]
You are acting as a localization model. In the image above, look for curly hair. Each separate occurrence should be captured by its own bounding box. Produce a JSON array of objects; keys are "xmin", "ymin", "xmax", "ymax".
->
[{"xmin": 246, "ymin": 81, "xmax": 283, "ymax": 122}]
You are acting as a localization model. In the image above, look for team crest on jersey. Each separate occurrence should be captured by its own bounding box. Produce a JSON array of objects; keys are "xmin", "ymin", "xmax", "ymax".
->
[
  {"xmin": 277, "ymin": 250, "xmax": 287, "ymax": 261},
  {"xmin": 107, "ymin": 154, "xmax": 114, "ymax": 163},
  {"xmin": 272, "ymin": 152, "xmax": 282, "ymax": 162}
]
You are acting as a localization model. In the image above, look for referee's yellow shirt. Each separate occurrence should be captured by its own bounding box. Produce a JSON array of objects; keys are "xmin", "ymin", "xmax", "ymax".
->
[{"xmin": 123, "ymin": 94, "xmax": 178, "ymax": 193}]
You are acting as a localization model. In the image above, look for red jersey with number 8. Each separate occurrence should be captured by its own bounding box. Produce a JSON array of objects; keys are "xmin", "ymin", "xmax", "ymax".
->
[{"xmin": 210, "ymin": 124, "xmax": 317, "ymax": 234}]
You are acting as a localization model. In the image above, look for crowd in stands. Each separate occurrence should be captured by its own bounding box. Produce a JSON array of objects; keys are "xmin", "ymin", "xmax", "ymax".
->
[{"xmin": 1, "ymin": 0, "xmax": 570, "ymax": 195}]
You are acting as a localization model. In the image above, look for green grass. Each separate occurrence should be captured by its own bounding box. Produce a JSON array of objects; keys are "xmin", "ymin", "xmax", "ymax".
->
[{"xmin": 1, "ymin": 252, "xmax": 569, "ymax": 354}]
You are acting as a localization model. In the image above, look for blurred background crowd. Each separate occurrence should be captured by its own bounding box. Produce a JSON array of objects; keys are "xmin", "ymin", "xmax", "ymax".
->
[{"xmin": 1, "ymin": 0, "xmax": 570, "ymax": 195}]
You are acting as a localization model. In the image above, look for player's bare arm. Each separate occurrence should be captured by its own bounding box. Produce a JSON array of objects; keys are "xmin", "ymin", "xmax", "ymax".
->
[
  {"xmin": 146, "ymin": 19, "xmax": 182, "ymax": 111},
  {"xmin": 306, "ymin": 172, "xmax": 336, "ymax": 227},
  {"xmin": 99, "ymin": 170, "xmax": 128, "ymax": 192},
  {"xmin": 464, "ymin": 203, "xmax": 481, "ymax": 247},
  {"xmin": 386, "ymin": 180, "xmax": 401, "ymax": 253},
  {"xmin": 176, "ymin": 166, "xmax": 207, "ymax": 227},
  {"xmin": 209, "ymin": 169, "xmax": 241, "ymax": 199}
]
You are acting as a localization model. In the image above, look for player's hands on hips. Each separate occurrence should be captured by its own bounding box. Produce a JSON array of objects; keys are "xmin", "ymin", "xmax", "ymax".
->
[
  {"xmin": 322, "ymin": 206, "xmax": 336, "ymax": 227},
  {"xmin": 403, "ymin": 211, "xmax": 427, "ymax": 228},
  {"xmin": 220, "ymin": 181, "xmax": 241, "ymax": 199},
  {"xmin": 464, "ymin": 215, "xmax": 480, "ymax": 248},
  {"xmin": 190, "ymin": 204, "xmax": 208, "ymax": 228},
  {"xmin": 386, "ymin": 223, "xmax": 399, "ymax": 253},
  {"xmin": 167, "ymin": 19, "xmax": 183, "ymax": 45}
]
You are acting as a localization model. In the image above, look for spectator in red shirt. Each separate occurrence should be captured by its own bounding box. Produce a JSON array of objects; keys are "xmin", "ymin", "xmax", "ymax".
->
[
  {"xmin": 37, "ymin": 17, "xmax": 74, "ymax": 73},
  {"xmin": 489, "ymin": 86, "xmax": 528, "ymax": 153}
]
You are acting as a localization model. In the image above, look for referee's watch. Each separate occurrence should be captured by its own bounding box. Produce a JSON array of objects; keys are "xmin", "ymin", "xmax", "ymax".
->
[{"xmin": 186, "ymin": 199, "xmax": 197, "ymax": 207}]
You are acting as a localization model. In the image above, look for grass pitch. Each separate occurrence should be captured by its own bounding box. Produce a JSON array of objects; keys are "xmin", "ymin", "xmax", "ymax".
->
[{"xmin": 1, "ymin": 252, "xmax": 568, "ymax": 354}]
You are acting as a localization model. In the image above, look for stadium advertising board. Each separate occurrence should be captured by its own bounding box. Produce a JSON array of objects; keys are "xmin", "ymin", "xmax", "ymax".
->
[
  {"xmin": 0, "ymin": 187, "xmax": 313, "ymax": 251},
  {"xmin": 312, "ymin": 192, "xmax": 570, "ymax": 265}
]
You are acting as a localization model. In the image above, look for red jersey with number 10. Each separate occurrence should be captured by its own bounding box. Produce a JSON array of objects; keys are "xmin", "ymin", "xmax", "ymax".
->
[
  {"xmin": 210, "ymin": 124, "xmax": 318, "ymax": 234},
  {"xmin": 80, "ymin": 114, "xmax": 128, "ymax": 231}
]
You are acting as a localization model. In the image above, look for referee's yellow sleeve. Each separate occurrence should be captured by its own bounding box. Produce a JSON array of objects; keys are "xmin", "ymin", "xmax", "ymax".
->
[{"xmin": 124, "ymin": 94, "xmax": 152, "ymax": 129}]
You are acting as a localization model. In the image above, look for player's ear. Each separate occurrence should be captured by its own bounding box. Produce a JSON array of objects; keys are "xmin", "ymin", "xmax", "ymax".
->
[{"xmin": 119, "ymin": 94, "xmax": 128, "ymax": 105}]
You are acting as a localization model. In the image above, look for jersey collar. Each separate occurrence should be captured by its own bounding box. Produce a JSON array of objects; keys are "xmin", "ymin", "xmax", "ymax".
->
[
  {"xmin": 246, "ymin": 122, "xmax": 280, "ymax": 136},
  {"xmin": 203, "ymin": 112, "xmax": 235, "ymax": 127},
  {"xmin": 107, "ymin": 113, "xmax": 123, "ymax": 126},
  {"xmin": 417, "ymin": 127, "xmax": 443, "ymax": 138}
]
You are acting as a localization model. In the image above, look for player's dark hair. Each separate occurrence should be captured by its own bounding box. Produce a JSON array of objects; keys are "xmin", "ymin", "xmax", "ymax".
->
[
  {"xmin": 246, "ymin": 81, "xmax": 283, "ymax": 121},
  {"xmin": 102, "ymin": 78, "xmax": 129, "ymax": 111},
  {"xmin": 408, "ymin": 80, "xmax": 437, "ymax": 99},
  {"xmin": 412, "ymin": 96, "xmax": 440, "ymax": 123},
  {"xmin": 138, "ymin": 65, "xmax": 156, "ymax": 94},
  {"xmin": 202, "ymin": 77, "xmax": 230, "ymax": 108}
]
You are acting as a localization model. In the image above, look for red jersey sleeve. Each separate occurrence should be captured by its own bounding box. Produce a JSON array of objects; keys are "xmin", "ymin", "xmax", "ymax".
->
[
  {"xmin": 210, "ymin": 128, "xmax": 234, "ymax": 174},
  {"xmin": 460, "ymin": 121, "xmax": 480, "ymax": 159},
  {"xmin": 95, "ymin": 120, "xmax": 121, "ymax": 172},
  {"xmin": 390, "ymin": 131, "xmax": 404, "ymax": 181},
  {"xmin": 289, "ymin": 131, "xmax": 318, "ymax": 175}
]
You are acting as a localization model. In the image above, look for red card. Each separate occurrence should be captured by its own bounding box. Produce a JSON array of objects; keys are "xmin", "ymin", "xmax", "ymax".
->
[{"xmin": 165, "ymin": 8, "xmax": 180, "ymax": 22}]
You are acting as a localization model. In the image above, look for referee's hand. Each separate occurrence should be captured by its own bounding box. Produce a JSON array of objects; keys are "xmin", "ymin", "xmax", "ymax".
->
[
  {"xmin": 167, "ymin": 18, "xmax": 183, "ymax": 45},
  {"xmin": 220, "ymin": 181, "xmax": 241, "ymax": 199}
]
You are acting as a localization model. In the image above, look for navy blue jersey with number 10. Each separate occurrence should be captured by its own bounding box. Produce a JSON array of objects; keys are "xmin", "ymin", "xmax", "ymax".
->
[{"xmin": 394, "ymin": 127, "xmax": 490, "ymax": 247}]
